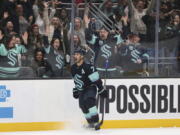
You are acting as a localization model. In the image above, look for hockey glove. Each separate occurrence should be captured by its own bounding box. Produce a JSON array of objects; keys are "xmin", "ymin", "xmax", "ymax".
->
[
  {"xmin": 98, "ymin": 88, "xmax": 108, "ymax": 98},
  {"xmin": 73, "ymin": 88, "xmax": 80, "ymax": 99}
]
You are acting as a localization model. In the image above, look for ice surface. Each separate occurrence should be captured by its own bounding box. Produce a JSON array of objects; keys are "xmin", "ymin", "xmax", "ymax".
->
[{"xmin": 1, "ymin": 128, "xmax": 180, "ymax": 135}]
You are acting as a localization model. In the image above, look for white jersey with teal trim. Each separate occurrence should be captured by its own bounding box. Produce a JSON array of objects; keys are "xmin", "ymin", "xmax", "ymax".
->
[{"xmin": 0, "ymin": 44, "xmax": 27, "ymax": 78}]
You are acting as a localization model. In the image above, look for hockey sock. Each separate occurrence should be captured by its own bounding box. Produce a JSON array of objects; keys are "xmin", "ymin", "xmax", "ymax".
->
[{"xmin": 84, "ymin": 106, "xmax": 99, "ymax": 124}]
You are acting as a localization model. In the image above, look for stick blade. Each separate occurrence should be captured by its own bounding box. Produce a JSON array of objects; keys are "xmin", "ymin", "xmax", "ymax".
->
[{"xmin": 94, "ymin": 121, "xmax": 103, "ymax": 130}]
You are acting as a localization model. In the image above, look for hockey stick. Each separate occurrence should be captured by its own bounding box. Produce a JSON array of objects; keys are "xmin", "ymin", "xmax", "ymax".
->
[{"xmin": 95, "ymin": 59, "xmax": 108, "ymax": 130}]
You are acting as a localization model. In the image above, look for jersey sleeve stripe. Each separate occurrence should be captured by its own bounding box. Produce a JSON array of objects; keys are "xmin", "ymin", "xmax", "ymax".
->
[
  {"xmin": 87, "ymin": 34, "xmax": 97, "ymax": 45},
  {"xmin": 142, "ymin": 54, "xmax": 150, "ymax": 59},
  {"xmin": 88, "ymin": 71, "xmax": 100, "ymax": 82}
]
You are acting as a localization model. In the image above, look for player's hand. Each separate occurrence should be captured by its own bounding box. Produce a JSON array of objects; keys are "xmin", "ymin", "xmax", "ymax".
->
[
  {"xmin": 73, "ymin": 89, "xmax": 80, "ymax": 99},
  {"xmin": 137, "ymin": 59, "xmax": 142, "ymax": 64},
  {"xmin": 98, "ymin": 88, "xmax": 108, "ymax": 98}
]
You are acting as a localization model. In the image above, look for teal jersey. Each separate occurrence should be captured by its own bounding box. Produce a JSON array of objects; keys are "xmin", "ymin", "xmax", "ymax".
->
[
  {"xmin": 0, "ymin": 44, "xmax": 27, "ymax": 78},
  {"xmin": 15, "ymin": 44, "xmax": 27, "ymax": 54}
]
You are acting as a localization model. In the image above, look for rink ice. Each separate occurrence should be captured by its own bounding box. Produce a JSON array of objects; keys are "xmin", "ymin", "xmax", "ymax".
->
[
  {"xmin": 1, "ymin": 127, "xmax": 180, "ymax": 135},
  {"xmin": 1, "ymin": 116, "xmax": 180, "ymax": 135}
]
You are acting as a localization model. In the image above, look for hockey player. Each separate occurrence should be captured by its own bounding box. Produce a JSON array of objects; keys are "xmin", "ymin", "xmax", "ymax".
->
[{"xmin": 71, "ymin": 49, "xmax": 107, "ymax": 130}]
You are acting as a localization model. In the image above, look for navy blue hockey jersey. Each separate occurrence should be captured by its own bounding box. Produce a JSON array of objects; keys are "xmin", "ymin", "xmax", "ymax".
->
[{"xmin": 71, "ymin": 62, "xmax": 103, "ymax": 91}]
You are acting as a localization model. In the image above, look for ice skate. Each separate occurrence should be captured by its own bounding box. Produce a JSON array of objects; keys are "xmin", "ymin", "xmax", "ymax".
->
[{"xmin": 83, "ymin": 123, "xmax": 100, "ymax": 131}]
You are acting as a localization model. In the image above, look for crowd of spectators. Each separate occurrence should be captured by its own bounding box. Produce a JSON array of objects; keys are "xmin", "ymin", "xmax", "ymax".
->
[{"xmin": 0, "ymin": 0, "xmax": 179, "ymax": 79}]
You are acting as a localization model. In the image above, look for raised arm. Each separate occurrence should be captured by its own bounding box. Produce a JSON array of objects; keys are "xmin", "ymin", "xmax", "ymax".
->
[
  {"xmin": 127, "ymin": 0, "xmax": 135, "ymax": 14},
  {"xmin": 99, "ymin": 0, "xmax": 108, "ymax": 10},
  {"xmin": 146, "ymin": 0, "xmax": 155, "ymax": 14},
  {"xmin": 49, "ymin": 0, "xmax": 56, "ymax": 20},
  {"xmin": 32, "ymin": 4, "xmax": 39, "ymax": 19},
  {"xmin": 83, "ymin": 3, "xmax": 90, "ymax": 29},
  {"xmin": 43, "ymin": 2, "xmax": 50, "ymax": 26}
]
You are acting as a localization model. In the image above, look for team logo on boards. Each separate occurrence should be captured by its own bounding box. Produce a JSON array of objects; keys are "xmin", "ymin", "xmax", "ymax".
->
[
  {"xmin": 0, "ymin": 85, "xmax": 11, "ymax": 102},
  {"xmin": 0, "ymin": 85, "xmax": 13, "ymax": 118}
]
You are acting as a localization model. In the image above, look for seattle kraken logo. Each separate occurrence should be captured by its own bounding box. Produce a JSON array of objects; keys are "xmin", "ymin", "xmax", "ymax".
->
[
  {"xmin": 7, "ymin": 51, "xmax": 17, "ymax": 66},
  {"xmin": 55, "ymin": 55, "xmax": 64, "ymax": 69},
  {"xmin": 101, "ymin": 44, "xmax": 111, "ymax": 59},
  {"xmin": 74, "ymin": 74, "xmax": 84, "ymax": 90},
  {"xmin": 131, "ymin": 49, "xmax": 140, "ymax": 63}
]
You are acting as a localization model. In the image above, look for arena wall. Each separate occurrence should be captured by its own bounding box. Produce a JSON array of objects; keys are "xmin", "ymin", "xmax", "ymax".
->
[{"xmin": 0, "ymin": 79, "xmax": 180, "ymax": 132}]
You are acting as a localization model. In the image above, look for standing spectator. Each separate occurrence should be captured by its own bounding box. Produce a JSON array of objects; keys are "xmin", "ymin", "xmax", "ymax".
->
[
  {"xmin": 16, "ymin": 4, "xmax": 30, "ymax": 35},
  {"xmin": 165, "ymin": 13, "xmax": 180, "ymax": 39},
  {"xmin": 0, "ymin": 34, "xmax": 33, "ymax": 78},
  {"xmin": 5, "ymin": 21, "xmax": 16, "ymax": 35},
  {"xmin": 0, "ymin": 0, "xmax": 20, "ymax": 34},
  {"xmin": 160, "ymin": 13, "xmax": 180, "ymax": 59},
  {"xmin": 117, "ymin": 34, "xmax": 149, "ymax": 77},
  {"xmin": 68, "ymin": 17, "xmax": 86, "ymax": 45},
  {"xmin": 74, "ymin": 34, "xmax": 83, "ymax": 51},
  {"xmin": 33, "ymin": 1, "xmax": 56, "ymax": 35},
  {"xmin": 47, "ymin": 17, "xmax": 62, "ymax": 42},
  {"xmin": 43, "ymin": 34, "xmax": 65, "ymax": 78},
  {"xmin": 127, "ymin": 0, "xmax": 155, "ymax": 41},
  {"xmin": 15, "ymin": 34, "xmax": 29, "ymax": 66},
  {"xmin": 16, "ymin": 0, "xmax": 34, "ymax": 24},
  {"xmin": 99, "ymin": 0, "xmax": 115, "ymax": 18},
  {"xmin": 27, "ymin": 24, "xmax": 43, "ymax": 60},
  {"xmin": 46, "ymin": 16, "xmax": 70, "ymax": 63},
  {"xmin": 87, "ymin": 26, "xmax": 123, "ymax": 78},
  {"xmin": 109, "ymin": 8, "xmax": 130, "ymax": 38},
  {"xmin": 158, "ymin": 1, "xmax": 174, "ymax": 40},
  {"xmin": 114, "ymin": 0, "xmax": 129, "ymax": 17},
  {"xmin": 31, "ymin": 48, "xmax": 53, "ymax": 78},
  {"xmin": 55, "ymin": 8, "xmax": 70, "ymax": 30}
]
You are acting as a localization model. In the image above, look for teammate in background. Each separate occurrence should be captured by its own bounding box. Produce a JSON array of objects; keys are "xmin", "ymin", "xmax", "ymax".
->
[{"xmin": 71, "ymin": 49, "xmax": 107, "ymax": 130}]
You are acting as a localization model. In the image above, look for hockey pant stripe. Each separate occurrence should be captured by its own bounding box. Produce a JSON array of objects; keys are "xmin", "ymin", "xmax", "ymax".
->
[{"xmin": 84, "ymin": 106, "xmax": 98, "ymax": 119}]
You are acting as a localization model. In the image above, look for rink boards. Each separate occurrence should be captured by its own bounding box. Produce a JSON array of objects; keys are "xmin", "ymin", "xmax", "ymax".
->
[{"xmin": 0, "ymin": 79, "xmax": 180, "ymax": 132}]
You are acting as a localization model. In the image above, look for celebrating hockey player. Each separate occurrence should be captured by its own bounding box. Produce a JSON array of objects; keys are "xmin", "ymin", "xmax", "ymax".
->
[{"xmin": 71, "ymin": 49, "xmax": 107, "ymax": 130}]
